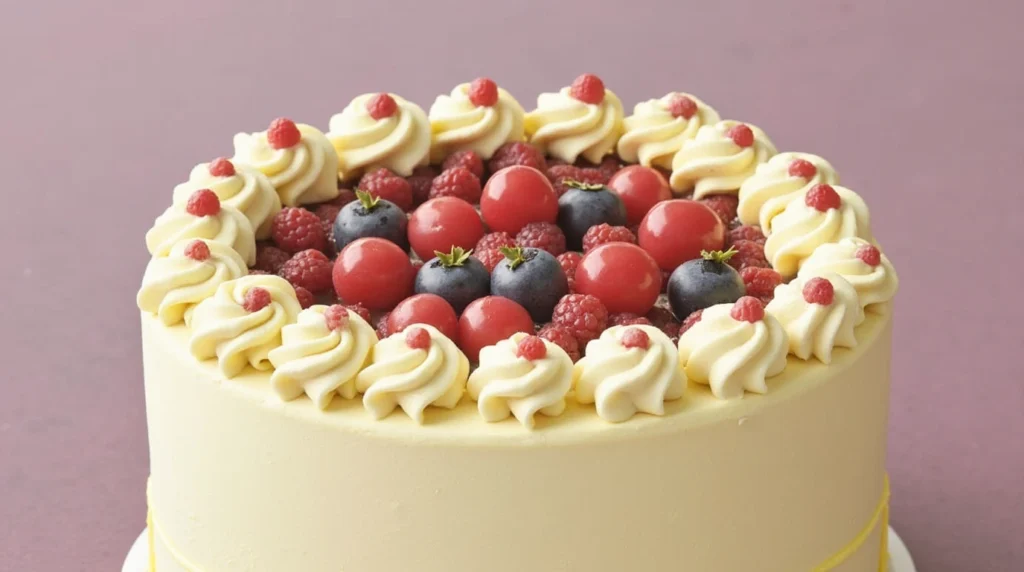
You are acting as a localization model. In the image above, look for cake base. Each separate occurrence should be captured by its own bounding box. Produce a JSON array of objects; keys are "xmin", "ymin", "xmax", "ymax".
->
[{"xmin": 122, "ymin": 526, "xmax": 917, "ymax": 572}]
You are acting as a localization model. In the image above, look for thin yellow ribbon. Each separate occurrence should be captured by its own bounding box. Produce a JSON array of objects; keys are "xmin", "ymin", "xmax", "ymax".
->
[{"xmin": 814, "ymin": 475, "xmax": 891, "ymax": 571}]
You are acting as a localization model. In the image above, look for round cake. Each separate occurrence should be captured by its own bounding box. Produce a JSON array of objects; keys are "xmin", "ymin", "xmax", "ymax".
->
[{"xmin": 138, "ymin": 74, "xmax": 899, "ymax": 572}]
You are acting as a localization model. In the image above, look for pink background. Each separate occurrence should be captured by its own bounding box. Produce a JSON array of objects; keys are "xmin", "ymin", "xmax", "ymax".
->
[{"xmin": 2, "ymin": 1, "xmax": 1022, "ymax": 570}]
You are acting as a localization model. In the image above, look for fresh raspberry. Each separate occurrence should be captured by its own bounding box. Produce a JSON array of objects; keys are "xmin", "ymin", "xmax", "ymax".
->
[
  {"xmin": 344, "ymin": 303, "xmax": 372, "ymax": 323},
  {"xmin": 407, "ymin": 166, "xmax": 438, "ymax": 207},
  {"xmin": 472, "ymin": 248, "xmax": 505, "ymax": 273},
  {"xmin": 731, "ymin": 297, "xmax": 765, "ymax": 323},
  {"xmin": 405, "ymin": 326, "xmax": 431, "ymax": 350},
  {"xmin": 679, "ymin": 309, "xmax": 703, "ymax": 334},
  {"xmin": 324, "ymin": 304, "xmax": 350, "ymax": 331},
  {"xmin": 359, "ymin": 168, "xmax": 413, "ymax": 211},
  {"xmin": 255, "ymin": 244, "xmax": 291, "ymax": 274},
  {"xmin": 247, "ymin": 269, "xmax": 270, "ymax": 275},
  {"xmin": 208, "ymin": 157, "xmax": 236, "ymax": 177},
  {"xmin": 594, "ymin": 156, "xmax": 621, "ymax": 181},
  {"xmin": 476, "ymin": 232, "xmax": 515, "ymax": 252},
  {"xmin": 667, "ymin": 94, "xmax": 698, "ymax": 119},
  {"xmin": 267, "ymin": 118, "xmax": 301, "ymax": 149},
  {"xmin": 727, "ymin": 240, "xmax": 770, "ymax": 270},
  {"xmin": 328, "ymin": 188, "xmax": 357, "ymax": 208},
  {"xmin": 516, "ymin": 222, "xmax": 566, "ymax": 255},
  {"xmin": 488, "ymin": 141, "xmax": 547, "ymax": 174},
  {"xmin": 314, "ymin": 203, "xmax": 341, "ymax": 248},
  {"xmin": 646, "ymin": 306, "xmax": 681, "ymax": 340},
  {"xmin": 442, "ymin": 150, "xmax": 485, "ymax": 179},
  {"xmin": 185, "ymin": 189, "xmax": 220, "ymax": 217},
  {"xmin": 538, "ymin": 323, "xmax": 581, "ymax": 362},
  {"xmin": 569, "ymin": 73, "xmax": 605, "ymax": 105},
  {"xmin": 788, "ymin": 158, "xmax": 817, "ymax": 179},
  {"xmin": 856, "ymin": 244, "xmax": 882, "ymax": 267},
  {"xmin": 547, "ymin": 164, "xmax": 583, "ymax": 197},
  {"xmin": 805, "ymin": 183, "xmax": 841, "ymax": 212},
  {"xmin": 271, "ymin": 207, "xmax": 328, "ymax": 254},
  {"xmin": 700, "ymin": 194, "xmax": 739, "ymax": 225},
  {"xmin": 803, "ymin": 277, "xmax": 836, "ymax": 305},
  {"xmin": 726, "ymin": 123, "xmax": 755, "ymax": 148},
  {"xmin": 376, "ymin": 313, "xmax": 391, "ymax": 339},
  {"xmin": 609, "ymin": 313, "xmax": 652, "ymax": 327},
  {"xmin": 429, "ymin": 167, "xmax": 482, "ymax": 203},
  {"xmin": 620, "ymin": 327, "xmax": 650, "ymax": 350},
  {"xmin": 740, "ymin": 267, "xmax": 783, "ymax": 303},
  {"xmin": 556, "ymin": 252, "xmax": 583, "ymax": 292},
  {"xmin": 366, "ymin": 93, "xmax": 398, "ymax": 120},
  {"xmin": 279, "ymin": 249, "xmax": 334, "ymax": 294},
  {"xmin": 727, "ymin": 225, "xmax": 766, "ymax": 246},
  {"xmin": 516, "ymin": 335, "xmax": 547, "ymax": 360},
  {"xmin": 183, "ymin": 239, "xmax": 210, "ymax": 262},
  {"xmin": 581, "ymin": 223, "xmax": 636, "ymax": 252},
  {"xmin": 242, "ymin": 287, "xmax": 272, "ymax": 313},
  {"xmin": 294, "ymin": 286, "xmax": 315, "ymax": 309},
  {"xmin": 468, "ymin": 77, "xmax": 499, "ymax": 107},
  {"xmin": 552, "ymin": 294, "xmax": 608, "ymax": 346}
]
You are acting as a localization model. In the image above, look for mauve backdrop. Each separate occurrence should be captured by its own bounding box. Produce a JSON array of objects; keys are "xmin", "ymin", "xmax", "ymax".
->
[{"xmin": 2, "ymin": 0, "xmax": 1022, "ymax": 570}]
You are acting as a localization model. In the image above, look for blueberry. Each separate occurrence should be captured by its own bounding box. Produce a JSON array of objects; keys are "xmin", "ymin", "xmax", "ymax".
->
[
  {"xmin": 334, "ymin": 191, "xmax": 409, "ymax": 252},
  {"xmin": 415, "ymin": 247, "xmax": 490, "ymax": 314},
  {"xmin": 667, "ymin": 249, "xmax": 746, "ymax": 320},
  {"xmin": 556, "ymin": 182, "xmax": 627, "ymax": 251},
  {"xmin": 491, "ymin": 246, "xmax": 568, "ymax": 322}
]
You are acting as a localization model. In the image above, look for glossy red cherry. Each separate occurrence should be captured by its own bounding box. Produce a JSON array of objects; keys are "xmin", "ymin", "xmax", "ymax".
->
[
  {"xmin": 407, "ymin": 197, "xmax": 485, "ymax": 262},
  {"xmin": 332, "ymin": 238, "xmax": 415, "ymax": 311},
  {"xmin": 607, "ymin": 165, "xmax": 673, "ymax": 227},
  {"xmin": 457, "ymin": 296, "xmax": 534, "ymax": 362},
  {"xmin": 387, "ymin": 293, "xmax": 459, "ymax": 341},
  {"xmin": 638, "ymin": 200, "xmax": 725, "ymax": 272},
  {"xmin": 480, "ymin": 166, "xmax": 558, "ymax": 234},
  {"xmin": 575, "ymin": 243, "xmax": 661, "ymax": 315}
]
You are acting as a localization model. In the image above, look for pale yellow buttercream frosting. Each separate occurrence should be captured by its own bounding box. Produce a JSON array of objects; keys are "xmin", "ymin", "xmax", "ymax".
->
[
  {"xmin": 737, "ymin": 151, "xmax": 839, "ymax": 228},
  {"xmin": 145, "ymin": 202, "xmax": 256, "ymax": 266},
  {"xmin": 799, "ymin": 237, "xmax": 899, "ymax": 310},
  {"xmin": 428, "ymin": 82, "xmax": 526, "ymax": 162},
  {"xmin": 171, "ymin": 161, "xmax": 281, "ymax": 239},
  {"xmin": 669, "ymin": 120, "xmax": 777, "ymax": 197},
  {"xmin": 328, "ymin": 93, "xmax": 431, "ymax": 179},
  {"xmin": 766, "ymin": 272, "xmax": 865, "ymax": 364},
  {"xmin": 524, "ymin": 86, "xmax": 624, "ymax": 164},
  {"xmin": 232, "ymin": 123, "xmax": 339, "ymax": 206},
  {"xmin": 616, "ymin": 92, "xmax": 720, "ymax": 170}
]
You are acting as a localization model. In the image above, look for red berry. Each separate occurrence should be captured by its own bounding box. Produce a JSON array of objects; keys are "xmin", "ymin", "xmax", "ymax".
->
[
  {"xmin": 366, "ymin": 93, "xmax": 398, "ymax": 120},
  {"xmin": 314, "ymin": 204, "xmax": 342, "ymax": 251},
  {"xmin": 407, "ymin": 166, "xmax": 438, "ymax": 208},
  {"xmin": 467, "ymin": 77, "xmax": 499, "ymax": 107},
  {"xmin": 481, "ymin": 166, "xmax": 559, "ymax": 234},
  {"xmin": 271, "ymin": 207, "xmax": 328, "ymax": 254},
  {"xmin": 458, "ymin": 296, "xmax": 535, "ymax": 362},
  {"xmin": 324, "ymin": 304, "xmax": 350, "ymax": 331},
  {"xmin": 359, "ymin": 168, "xmax": 413, "ymax": 211},
  {"xmin": 344, "ymin": 303, "xmax": 372, "ymax": 323},
  {"xmin": 620, "ymin": 327, "xmax": 650, "ymax": 350},
  {"xmin": 405, "ymin": 326, "xmax": 431, "ymax": 350},
  {"xmin": 607, "ymin": 165, "xmax": 673, "ymax": 226},
  {"xmin": 557, "ymin": 251, "xmax": 582, "ymax": 292},
  {"xmin": 388, "ymin": 293, "xmax": 459, "ymax": 342},
  {"xmin": 267, "ymin": 118, "xmax": 301, "ymax": 150},
  {"xmin": 279, "ymin": 249, "xmax": 334, "ymax": 294},
  {"xmin": 242, "ymin": 287, "xmax": 272, "ymax": 313},
  {"xmin": 552, "ymin": 293, "xmax": 609, "ymax": 347},
  {"xmin": 442, "ymin": 150, "xmax": 485, "ymax": 179},
  {"xmin": 679, "ymin": 309, "xmax": 703, "ymax": 334},
  {"xmin": 802, "ymin": 277, "xmax": 836, "ymax": 305},
  {"xmin": 805, "ymin": 183, "xmax": 842, "ymax": 212},
  {"xmin": 408, "ymin": 197, "xmax": 485, "ymax": 262},
  {"xmin": 516, "ymin": 335, "xmax": 547, "ymax": 360},
  {"xmin": 476, "ymin": 232, "xmax": 515, "ymax": 252},
  {"xmin": 667, "ymin": 94, "xmax": 698, "ymax": 119},
  {"xmin": 856, "ymin": 244, "xmax": 882, "ymax": 267},
  {"xmin": 569, "ymin": 73, "xmax": 605, "ymax": 105},
  {"xmin": 515, "ymin": 222, "xmax": 566, "ymax": 256},
  {"xmin": 740, "ymin": 267, "xmax": 783, "ymax": 302},
  {"xmin": 730, "ymin": 296, "xmax": 764, "ymax": 323},
  {"xmin": 638, "ymin": 200, "xmax": 726, "ymax": 271},
  {"xmin": 488, "ymin": 141, "xmax": 547, "ymax": 174},
  {"xmin": 546, "ymin": 164, "xmax": 583, "ymax": 197},
  {"xmin": 208, "ymin": 157, "xmax": 236, "ymax": 177},
  {"xmin": 575, "ymin": 243, "xmax": 662, "ymax": 315},
  {"xmin": 699, "ymin": 194, "xmax": 739, "ymax": 225},
  {"xmin": 183, "ymin": 239, "xmax": 210, "ymax": 261},
  {"xmin": 609, "ymin": 313, "xmax": 652, "ymax": 327},
  {"xmin": 294, "ymin": 286, "xmax": 315, "ymax": 309},
  {"xmin": 646, "ymin": 306, "xmax": 681, "ymax": 339},
  {"xmin": 185, "ymin": 189, "xmax": 221, "ymax": 217},
  {"xmin": 472, "ymin": 248, "xmax": 505, "ymax": 273},
  {"xmin": 255, "ymin": 244, "xmax": 291, "ymax": 274},
  {"xmin": 727, "ymin": 225, "xmax": 766, "ymax": 246},
  {"xmin": 582, "ymin": 223, "xmax": 636, "ymax": 252},
  {"xmin": 429, "ymin": 166, "xmax": 482, "ymax": 203},
  {"xmin": 726, "ymin": 123, "xmax": 755, "ymax": 148},
  {"xmin": 788, "ymin": 158, "xmax": 817, "ymax": 179},
  {"xmin": 376, "ymin": 313, "xmax": 391, "ymax": 339},
  {"xmin": 538, "ymin": 323, "xmax": 581, "ymax": 362},
  {"xmin": 728, "ymin": 239, "xmax": 770, "ymax": 270},
  {"xmin": 328, "ymin": 188, "xmax": 357, "ymax": 208},
  {"xmin": 332, "ymin": 238, "xmax": 415, "ymax": 310}
]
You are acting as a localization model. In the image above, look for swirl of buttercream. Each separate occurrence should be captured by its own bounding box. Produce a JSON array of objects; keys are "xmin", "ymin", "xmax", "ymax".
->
[
  {"xmin": 328, "ymin": 93, "xmax": 431, "ymax": 180},
  {"xmin": 189, "ymin": 275, "xmax": 301, "ymax": 378},
  {"xmin": 172, "ymin": 161, "xmax": 281, "ymax": 239},
  {"xmin": 737, "ymin": 152, "xmax": 839, "ymax": 228},
  {"xmin": 616, "ymin": 93, "xmax": 720, "ymax": 170},
  {"xmin": 798, "ymin": 237, "xmax": 899, "ymax": 309},
  {"xmin": 268, "ymin": 306, "xmax": 377, "ymax": 409},
  {"xmin": 232, "ymin": 123, "xmax": 339, "ymax": 206},
  {"xmin": 136, "ymin": 239, "xmax": 248, "ymax": 326},
  {"xmin": 466, "ymin": 333, "xmax": 574, "ymax": 428},
  {"xmin": 524, "ymin": 87, "xmax": 624, "ymax": 164},
  {"xmin": 574, "ymin": 326, "xmax": 685, "ymax": 423},
  {"xmin": 765, "ymin": 272, "xmax": 864, "ymax": 364},
  {"xmin": 677, "ymin": 304, "xmax": 788, "ymax": 400},
  {"xmin": 145, "ymin": 202, "xmax": 256, "ymax": 266},
  {"xmin": 355, "ymin": 324, "xmax": 468, "ymax": 423},
  {"xmin": 428, "ymin": 83, "xmax": 526, "ymax": 162},
  {"xmin": 763, "ymin": 185, "xmax": 873, "ymax": 277},
  {"xmin": 669, "ymin": 120, "xmax": 777, "ymax": 197}
]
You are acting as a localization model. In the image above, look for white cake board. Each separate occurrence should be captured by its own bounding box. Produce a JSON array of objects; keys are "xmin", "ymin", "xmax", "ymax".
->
[{"xmin": 123, "ymin": 526, "xmax": 916, "ymax": 571}]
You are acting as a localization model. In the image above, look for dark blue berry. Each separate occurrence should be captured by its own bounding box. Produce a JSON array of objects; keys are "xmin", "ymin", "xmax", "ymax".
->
[
  {"xmin": 668, "ymin": 249, "xmax": 746, "ymax": 320},
  {"xmin": 415, "ymin": 247, "xmax": 490, "ymax": 314},
  {"xmin": 491, "ymin": 247, "xmax": 568, "ymax": 322},
  {"xmin": 556, "ymin": 182, "xmax": 627, "ymax": 251},
  {"xmin": 334, "ymin": 191, "xmax": 408, "ymax": 252}
]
